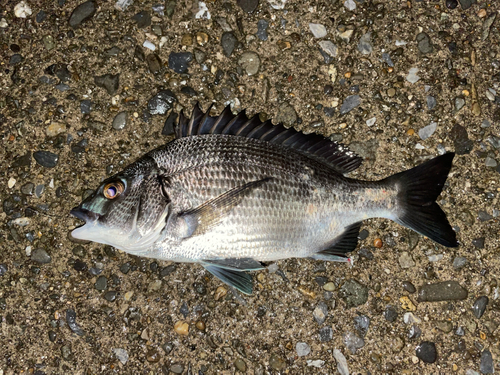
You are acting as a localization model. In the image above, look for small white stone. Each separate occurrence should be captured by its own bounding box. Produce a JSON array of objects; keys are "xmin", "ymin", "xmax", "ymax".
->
[
  {"xmin": 267, "ymin": 0, "xmax": 287, "ymax": 10},
  {"xmin": 14, "ymin": 1, "xmax": 32, "ymax": 18},
  {"xmin": 115, "ymin": 0, "xmax": 133, "ymax": 11},
  {"xmin": 344, "ymin": 0, "xmax": 356, "ymax": 11},
  {"xmin": 395, "ymin": 40, "xmax": 407, "ymax": 46},
  {"xmin": 13, "ymin": 217, "xmax": 31, "ymax": 227},
  {"xmin": 428, "ymin": 254, "xmax": 443, "ymax": 262},
  {"xmin": 418, "ymin": 121, "xmax": 437, "ymax": 140},
  {"xmin": 403, "ymin": 312, "xmax": 421, "ymax": 324},
  {"xmin": 25, "ymin": 246, "xmax": 32, "ymax": 256},
  {"xmin": 415, "ymin": 143, "xmax": 425, "ymax": 150},
  {"xmin": 143, "ymin": 40, "xmax": 156, "ymax": 51},
  {"xmin": 8, "ymin": 177, "xmax": 16, "ymax": 188},
  {"xmin": 112, "ymin": 348, "xmax": 129, "ymax": 365},
  {"xmin": 49, "ymin": 178, "xmax": 54, "ymax": 189},
  {"xmin": 0, "ymin": 18, "xmax": 8, "ymax": 28},
  {"xmin": 267, "ymin": 263, "xmax": 279, "ymax": 273},
  {"xmin": 309, "ymin": 23, "xmax": 327, "ymax": 38},
  {"xmin": 307, "ymin": 359, "xmax": 325, "ymax": 368},
  {"xmin": 333, "ymin": 349, "xmax": 349, "ymax": 375},
  {"xmin": 318, "ymin": 41, "xmax": 338, "ymax": 57},
  {"xmin": 339, "ymin": 29, "xmax": 354, "ymax": 42},
  {"xmin": 195, "ymin": 2, "xmax": 211, "ymax": 19},
  {"xmin": 485, "ymin": 90, "xmax": 495, "ymax": 101},
  {"xmin": 159, "ymin": 36, "xmax": 168, "ymax": 49},
  {"xmin": 366, "ymin": 117, "xmax": 376, "ymax": 127},
  {"xmin": 328, "ymin": 65, "xmax": 337, "ymax": 83},
  {"xmin": 406, "ymin": 67, "xmax": 420, "ymax": 84}
]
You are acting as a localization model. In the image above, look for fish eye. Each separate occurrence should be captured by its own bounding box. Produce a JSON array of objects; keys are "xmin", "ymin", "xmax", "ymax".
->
[{"xmin": 103, "ymin": 181, "xmax": 124, "ymax": 199}]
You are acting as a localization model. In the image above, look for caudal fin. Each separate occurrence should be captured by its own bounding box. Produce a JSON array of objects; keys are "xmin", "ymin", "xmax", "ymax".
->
[{"xmin": 385, "ymin": 153, "xmax": 458, "ymax": 247}]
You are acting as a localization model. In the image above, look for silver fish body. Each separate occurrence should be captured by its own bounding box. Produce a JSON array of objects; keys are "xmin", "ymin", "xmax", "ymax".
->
[{"xmin": 71, "ymin": 104, "xmax": 458, "ymax": 294}]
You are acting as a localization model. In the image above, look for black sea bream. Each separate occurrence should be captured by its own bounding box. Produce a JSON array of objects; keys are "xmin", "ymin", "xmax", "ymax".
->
[{"xmin": 71, "ymin": 104, "xmax": 458, "ymax": 294}]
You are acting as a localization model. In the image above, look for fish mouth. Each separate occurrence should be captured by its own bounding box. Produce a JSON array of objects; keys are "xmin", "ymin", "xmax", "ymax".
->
[{"xmin": 70, "ymin": 207, "xmax": 100, "ymax": 223}]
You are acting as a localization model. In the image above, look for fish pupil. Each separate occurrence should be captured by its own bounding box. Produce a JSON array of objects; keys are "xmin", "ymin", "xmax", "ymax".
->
[{"xmin": 107, "ymin": 186, "xmax": 117, "ymax": 197}]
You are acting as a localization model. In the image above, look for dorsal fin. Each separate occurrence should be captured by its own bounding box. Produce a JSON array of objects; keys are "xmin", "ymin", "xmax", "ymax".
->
[{"xmin": 174, "ymin": 103, "xmax": 362, "ymax": 174}]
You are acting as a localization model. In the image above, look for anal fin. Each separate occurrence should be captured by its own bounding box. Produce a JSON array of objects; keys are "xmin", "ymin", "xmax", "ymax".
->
[
  {"xmin": 312, "ymin": 222, "xmax": 362, "ymax": 262},
  {"xmin": 202, "ymin": 258, "xmax": 265, "ymax": 271},
  {"xmin": 203, "ymin": 264, "xmax": 253, "ymax": 295}
]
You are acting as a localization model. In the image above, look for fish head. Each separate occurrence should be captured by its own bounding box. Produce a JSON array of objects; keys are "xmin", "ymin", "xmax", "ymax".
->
[{"xmin": 70, "ymin": 158, "xmax": 171, "ymax": 254}]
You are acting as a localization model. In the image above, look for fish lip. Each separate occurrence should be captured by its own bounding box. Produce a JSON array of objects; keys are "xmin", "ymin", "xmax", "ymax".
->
[{"xmin": 70, "ymin": 207, "xmax": 100, "ymax": 222}]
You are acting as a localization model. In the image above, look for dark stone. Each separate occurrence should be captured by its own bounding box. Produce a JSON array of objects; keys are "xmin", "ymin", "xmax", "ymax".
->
[
  {"xmin": 55, "ymin": 65, "xmax": 71, "ymax": 82},
  {"xmin": 132, "ymin": 11, "xmax": 151, "ymax": 28},
  {"xmin": 80, "ymin": 100, "xmax": 92, "ymax": 114},
  {"xmin": 120, "ymin": 262, "xmax": 131, "ymax": 274},
  {"xmin": 256, "ymin": 20, "xmax": 269, "ymax": 41},
  {"xmin": 36, "ymin": 10, "xmax": 47, "ymax": 23},
  {"xmin": 94, "ymin": 74, "xmax": 119, "ymax": 95},
  {"xmin": 318, "ymin": 326, "xmax": 333, "ymax": 342},
  {"xmin": 472, "ymin": 237, "xmax": 485, "ymax": 249},
  {"xmin": 147, "ymin": 90, "xmax": 176, "ymax": 115},
  {"xmin": 446, "ymin": 0, "xmax": 458, "ymax": 9},
  {"xmin": 55, "ymin": 83, "xmax": 70, "ymax": 91},
  {"xmin": 0, "ymin": 264, "xmax": 7, "ymax": 276},
  {"xmin": 33, "ymin": 151, "xmax": 59, "ymax": 168},
  {"xmin": 134, "ymin": 45, "xmax": 145, "ymax": 61},
  {"xmin": 160, "ymin": 264, "xmax": 176, "ymax": 277},
  {"xmin": 449, "ymin": 124, "xmax": 473, "ymax": 155},
  {"xmin": 480, "ymin": 349, "xmax": 494, "ymax": 374},
  {"xmin": 354, "ymin": 315, "xmax": 370, "ymax": 336},
  {"xmin": 104, "ymin": 46, "xmax": 121, "ymax": 56},
  {"xmin": 66, "ymin": 309, "xmax": 84, "ymax": 336},
  {"xmin": 95, "ymin": 276, "xmax": 108, "ymax": 291},
  {"xmin": 9, "ymin": 54, "xmax": 23, "ymax": 65},
  {"xmin": 339, "ymin": 279, "xmax": 369, "ymax": 308},
  {"xmin": 73, "ymin": 259, "xmax": 87, "ymax": 272},
  {"xmin": 383, "ymin": 305, "xmax": 398, "ymax": 322},
  {"xmin": 416, "ymin": 341, "xmax": 437, "ymax": 363},
  {"xmin": 237, "ymin": 0, "xmax": 259, "ymax": 13},
  {"xmin": 472, "ymin": 296, "xmax": 488, "ymax": 319},
  {"xmin": 180, "ymin": 86, "xmax": 197, "ymax": 97},
  {"xmin": 162, "ymin": 112, "xmax": 177, "ymax": 136},
  {"xmin": 146, "ymin": 54, "xmax": 162, "ymax": 74},
  {"xmin": 417, "ymin": 281, "xmax": 468, "ymax": 302},
  {"xmin": 478, "ymin": 211, "xmax": 493, "ymax": 221},
  {"xmin": 104, "ymin": 291, "xmax": 117, "ymax": 302},
  {"xmin": 458, "ymin": 0, "xmax": 476, "ymax": 10},
  {"xmin": 168, "ymin": 52, "xmax": 193, "ymax": 74},
  {"xmin": 221, "ymin": 32, "xmax": 238, "ymax": 57},
  {"xmin": 416, "ymin": 32, "xmax": 433, "ymax": 54},
  {"xmin": 179, "ymin": 302, "xmax": 189, "ymax": 318},
  {"xmin": 12, "ymin": 152, "xmax": 32, "ymax": 168},
  {"xmin": 68, "ymin": 1, "xmax": 97, "ymax": 28},
  {"xmin": 408, "ymin": 324, "xmax": 422, "ymax": 339},
  {"xmin": 402, "ymin": 281, "xmax": 416, "ymax": 293}
]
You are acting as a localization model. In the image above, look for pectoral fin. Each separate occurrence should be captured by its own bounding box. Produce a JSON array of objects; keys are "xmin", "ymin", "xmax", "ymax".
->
[
  {"xmin": 311, "ymin": 222, "xmax": 361, "ymax": 262},
  {"xmin": 202, "ymin": 258, "xmax": 265, "ymax": 271},
  {"xmin": 203, "ymin": 264, "xmax": 253, "ymax": 295},
  {"xmin": 180, "ymin": 177, "xmax": 271, "ymax": 236}
]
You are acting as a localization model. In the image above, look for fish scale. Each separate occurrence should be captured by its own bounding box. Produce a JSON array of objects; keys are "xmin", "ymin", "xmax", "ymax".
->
[{"xmin": 71, "ymin": 104, "xmax": 458, "ymax": 294}]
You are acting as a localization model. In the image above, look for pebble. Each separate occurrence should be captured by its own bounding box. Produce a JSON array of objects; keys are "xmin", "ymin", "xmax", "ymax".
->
[
  {"xmin": 95, "ymin": 275, "xmax": 107, "ymax": 291},
  {"xmin": 478, "ymin": 211, "xmax": 493, "ymax": 222},
  {"xmin": 453, "ymin": 257, "xmax": 467, "ymax": 269},
  {"xmin": 238, "ymin": 52, "xmax": 260, "ymax": 76},
  {"xmin": 354, "ymin": 315, "xmax": 370, "ymax": 336},
  {"xmin": 459, "ymin": 0, "xmax": 475, "ymax": 10},
  {"xmin": 46, "ymin": 122, "xmax": 66, "ymax": 137},
  {"xmin": 319, "ymin": 326, "xmax": 333, "ymax": 342},
  {"xmin": 112, "ymin": 111, "xmax": 128, "ymax": 130},
  {"xmin": 427, "ymin": 96, "xmax": 437, "ymax": 110},
  {"xmin": 418, "ymin": 122, "xmax": 437, "ymax": 140},
  {"xmin": 61, "ymin": 345, "xmax": 72, "ymax": 360},
  {"xmin": 174, "ymin": 321, "xmax": 189, "ymax": 335},
  {"xmin": 416, "ymin": 32, "xmax": 433, "ymax": 54},
  {"xmin": 309, "ymin": 23, "xmax": 327, "ymax": 38},
  {"xmin": 31, "ymin": 248, "xmax": 51, "ymax": 263},
  {"xmin": 68, "ymin": 1, "xmax": 96, "ymax": 28},
  {"xmin": 14, "ymin": 1, "xmax": 32, "ymax": 18},
  {"xmin": 382, "ymin": 52, "xmax": 394, "ymax": 67},
  {"xmin": 275, "ymin": 102, "xmax": 297, "ymax": 126},
  {"xmin": 238, "ymin": 0, "xmax": 259, "ymax": 13},
  {"xmin": 404, "ymin": 312, "xmax": 421, "ymax": 324},
  {"xmin": 416, "ymin": 341, "xmax": 437, "ymax": 363},
  {"xmin": 482, "ymin": 13, "xmax": 497, "ymax": 41},
  {"xmin": 10, "ymin": 54, "xmax": 23, "ymax": 65},
  {"xmin": 313, "ymin": 301, "xmax": 328, "ymax": 325},
  {"xmin": 446, "ymin": 0, "xmax": 458, "ymax": 9},
  {"xmin": 168, "ymin": 52, "xmax": 193, "ymax": 73},
  {"xmin": 132, "ymin": 11, "xmax": 151, "ymax": 28},
  {"xmin": 406, "ymin": 68, "xmax": 420, "ymax": 84},
  {"xmin": 221, "ymin": 32, "xmax": 238, "ymax": 57},
  {"xmin": 0, "ymin": 264, "xmax": 8, "ymax": 276},
  {"xmin": 296, "ymin": 342, "xmax": 311, "ymax": 357},
  {"xmin": 8, "ymin": 177, "xmax": 16, "ymax": 189},
  {"xmin": 148, "ymin": 90, "xmax": 176, "ymax": 115},
  {"xmin": 94, "ymin": 74, "xmax": 119, "ymax": 95},
  {"xmin": 472, "ymin": 237, "xmax": 485, "ymax": 249},
  {"xmin": 455, "ymin": 97, "xmax": 466, "ymax": 111},
  {"xmin": 339, "ymin": 279, "xmax": 368, "ymax": 308},
  {"xmin": 112, "ymin": 348, "xmax": 129, "ymax": 365},
  {"xmin": 357, "ymin": 33, "xmax": 373, "ymax": 55},
  {"xmin": 143, "ymin": 41, "xmax": 155, "ymax": 51},
  {"xmin": 344, "ymin": 0, "xmax": 356, "ymax": 10},
  {"xmin": 398, "ymin": 252, "xmax": 415, "ymax": 268},
  {"xmin": 170, "ymin": 364, "xmax": 184, "ymax": 373},
  {"xmin": 269, "ymin": 353, "xmax": 286, "ymax": 370},
  {"xmin": 256, "ymin": 20, "xmax": 269, "ymax": 41},
  {"xmin": 472, "ymin": 296, "xmax": 488, "ymax": 319},
  {"xmin": 417, "ymin": 281, "xmax": 468, "ymax": 302},
  {"xmin": 66, "ymin": 308, "xmax": 84, "ymax": 336},
  {"xmin": 384, "ymin": 306, "xmax": 398, "ymax": 322},
  {"xmin": 0, "ymin": 18, "xmax": 7, "ymax": 28},
  {"xmin": 104, "ymin": 291, "xmax": 117, "ymax": 302},
  {"xmin": 80, "ymin": 100, "xmax": 92, "ymax": 114},
  {"xmin": 480, "ymin": 350, "xmax": 494, "ymax": 374},
  {"xmin": 403, "ymin": 281, "xmax": 416, "ymax": 293},
  {"xmin": 234, "ymin": 358, "xmax": 247, "ymax": 372},
  {"xmin": 450, "ymin": 124, "xmax": 473, "ymax": 155},
  {"xmin": 343, "ymin": 331, "xmax": 364, "ymax": 354},
  {"xmin": 435, "ymin": 320, "xmax": 453, "ymax": 333},
  {"xmin": 340, "ymin": 95, "xmax": 361, "ymax": 115},
  {"xmin": 319, "ymin": 41, "xmax": 338, "ymax": 58},
  {"xmin": 147, "ymin": 54, "xmax": 163, "ymax": 74},
  {"xmin": 408, "ymin": 325, "xmax": 422, "ymax": 339},
  {"xmin": 485, "ymin": 157, "xmax": 497, "ymax": 168},
  {"xmin": 333, "ymin": 349, "xmax": 349, "ymax": 375}
]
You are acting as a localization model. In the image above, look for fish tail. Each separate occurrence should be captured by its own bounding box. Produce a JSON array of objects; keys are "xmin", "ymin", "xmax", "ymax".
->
[{"xmin": 384, "ymin": 153, "xmax": 458, "ymax": 247}]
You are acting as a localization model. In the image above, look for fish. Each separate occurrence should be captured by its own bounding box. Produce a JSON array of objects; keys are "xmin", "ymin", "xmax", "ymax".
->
[{"xmin": 70, "ymin": 103, "xmax": 458, "ymax": 294}]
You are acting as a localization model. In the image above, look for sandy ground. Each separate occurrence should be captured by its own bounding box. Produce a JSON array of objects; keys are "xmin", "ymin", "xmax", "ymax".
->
[{"xmin": 1, "ymin": 0, "xmax": 500, "ymax": 373}]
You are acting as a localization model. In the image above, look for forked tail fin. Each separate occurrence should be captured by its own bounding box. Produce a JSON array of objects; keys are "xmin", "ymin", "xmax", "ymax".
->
[{"xmin": 384, "ymin": 153, "xmax": 458, "ymax": 247}]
